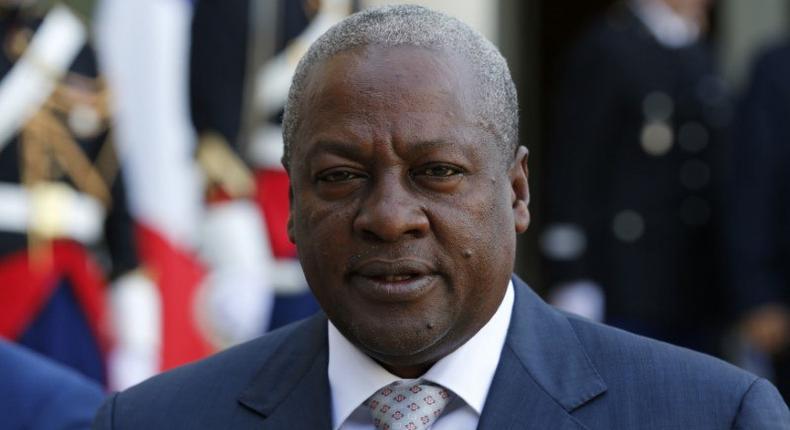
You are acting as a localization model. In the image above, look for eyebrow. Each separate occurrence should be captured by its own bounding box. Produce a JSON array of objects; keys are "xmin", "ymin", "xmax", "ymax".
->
[
  {"xmin": 306, "ymin": 139, "xmax": 459, "ymax": 160},
  {"xmin": 305, "ymin": 140, "xmax": 362, "ymax": 161}
]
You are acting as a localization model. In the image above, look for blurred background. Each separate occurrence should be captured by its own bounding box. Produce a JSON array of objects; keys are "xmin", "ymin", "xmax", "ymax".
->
[{"xmin": 0, "ymin": 0, "xmax": 788, "ymax": 403}]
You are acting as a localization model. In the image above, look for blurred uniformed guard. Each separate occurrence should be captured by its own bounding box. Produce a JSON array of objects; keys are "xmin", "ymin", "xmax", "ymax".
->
[
  {"xmin": 94, "ymin": 0, "xmax": 352, "ymax": 389},
  {"xmin": 543, "ymin": 0, "xmax": 731, "ymax": 355},
  {"xmin": 0, "ymin": 0, "xmax": 140, "ymax": 386},
  {"xmin": 190, "ymin": 0, "xmax": 354, "ymax": 335}
]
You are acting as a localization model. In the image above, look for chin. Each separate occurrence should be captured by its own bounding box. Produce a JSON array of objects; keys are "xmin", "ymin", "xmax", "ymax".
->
[{"xmin": 349, "ymin": 320, "xmax": 451, "ymax": 361}]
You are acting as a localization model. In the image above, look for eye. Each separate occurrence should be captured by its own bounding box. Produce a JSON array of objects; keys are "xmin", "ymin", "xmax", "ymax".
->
[
  {"xmin": 316, "ymin": 169, "xmax": 366, "ymax": 183},
  {"xmin": 413, "ymin": 164, "xmax": 464, "ymax": 178}
]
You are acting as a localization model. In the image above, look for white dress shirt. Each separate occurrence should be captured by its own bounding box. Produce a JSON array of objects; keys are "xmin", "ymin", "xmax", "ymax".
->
[
  {"xmin": 630, "ymin": 0, "xmax": 701, "ymax": 48},
  {"xmin": 328, "ymin": 281, "xmax": 514, "ymax": 430}
]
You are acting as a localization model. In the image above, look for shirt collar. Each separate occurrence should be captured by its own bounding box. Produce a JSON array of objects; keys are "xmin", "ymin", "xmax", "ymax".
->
[
  {"xmin": 630, "ymin": 0, "xmax": 701, "ymax": 48},
  {"xmin": 328, "ymin": 280, "xmax": 515, "ymax": 430}
]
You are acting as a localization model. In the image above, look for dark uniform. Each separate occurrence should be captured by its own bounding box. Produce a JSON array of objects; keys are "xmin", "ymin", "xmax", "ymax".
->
[
  {"xmin": 730, "ymin": 41, "xmax": 790, "ymax": 400},
  {"xmin": 190, "ymin": 0, "xmax": 322, "ymax": 331},
  {"xmin": 543, "ymin": 3, "xmax": 731, "ymax": 355}
]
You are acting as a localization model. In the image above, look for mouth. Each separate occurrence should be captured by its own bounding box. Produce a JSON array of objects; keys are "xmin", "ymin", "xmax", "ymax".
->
[
  {"xmin": 349, "ymin": 259, "xmax": 438, "ymax": 303},
  {"xmin": 367, "ymin": 274, "xmax": 420, "ymax": 282}
]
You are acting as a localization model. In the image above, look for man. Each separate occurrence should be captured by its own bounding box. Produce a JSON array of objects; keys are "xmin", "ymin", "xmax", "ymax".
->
[
  {"xmin": 94, "ymin": 5, "xmax": 788, "ymax": 429},
  {"xmin": 1, "ymin": 339, "xmax": 105, "ymax": 429},
  {"xmin": 543, "ymin": 0, "xmax": 730, "ymax": 356}
]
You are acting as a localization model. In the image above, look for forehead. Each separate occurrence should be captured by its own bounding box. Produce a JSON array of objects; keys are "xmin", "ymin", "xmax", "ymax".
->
[
  {"xmin": 311, "ymin": 46, "xmax": 471, "ymax": 109},
  {"xmin": 294, "ymin": 45, "xmax": 488, "ymax": 149}
]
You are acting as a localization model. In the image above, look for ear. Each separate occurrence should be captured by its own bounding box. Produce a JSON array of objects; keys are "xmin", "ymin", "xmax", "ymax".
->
[
  {"xmin": 509, "ymin": 146, "xmax": 530, "ymax": 234},
  {"xmin": 287, "ymin": 186, "xmax": 296, "ymax": 243}
]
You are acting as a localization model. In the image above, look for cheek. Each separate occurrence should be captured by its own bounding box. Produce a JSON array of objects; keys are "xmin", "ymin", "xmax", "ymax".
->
[
  {"xmin": 430, "ymin": 182, "xmax": 515, "ymax": 294},
  {"xmin": 294, "ymin": 193, "xmax": 349, "ymax": 237},
  {"xmin": 293, "ymin": 198, "xmax": 354, "ymax": 270},
  {"xmin": 434, "ymin": 183, "xmax": 511, "ymax": 246}
]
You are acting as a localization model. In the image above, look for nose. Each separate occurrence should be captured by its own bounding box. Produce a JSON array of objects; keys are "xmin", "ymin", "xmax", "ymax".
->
[{"xmin": 353, "ymin": 174, "xmax": 429, "ymax": 242}]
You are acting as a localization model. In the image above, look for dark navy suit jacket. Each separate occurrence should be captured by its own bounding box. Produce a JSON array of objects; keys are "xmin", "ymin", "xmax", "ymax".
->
[
  {"xmin": 0, "ymin": 339, "xmax": 106, "ymax": 430},
  {"xmin": 94, "ymin": 277, "xmax": 789, "ymax": 429}
]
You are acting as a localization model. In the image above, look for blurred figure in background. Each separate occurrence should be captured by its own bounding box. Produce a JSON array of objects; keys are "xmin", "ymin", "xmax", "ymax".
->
[
  {"xmin": 543, "ymin": 0, "xmax": 732, "ymax": 355},
  {"xmin": 189, "ymin": 0, "xmax": 277, "ymax": 354},
  {"xmin": 243, "ymin": 0, "xmax": 351, "ymax": 329},
  {"xmin": 96, "ymin": 0, "xmax": 205, "ymax": 389},
  {"xmin": 730, "ymin": 40, "xmax": 790, "ymax": 400},
  {"xmin": 95, "ymin": 0, "xmax": 351, "ymax": 389},
  {"xmin": 0, "ymin": 0, "xmax": 142, "ymax": 386},
  {"xmin": 0, "ymin": 339, "xmax": 104, "ymax": 429},
  {"xmin": 190, "ymin": 0, "xmax": 348, "ymax": 335}
]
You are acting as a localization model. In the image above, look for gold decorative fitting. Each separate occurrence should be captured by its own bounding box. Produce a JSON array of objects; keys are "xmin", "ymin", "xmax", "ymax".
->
[
  {"xmin": 20, "ymin": 105, "xmax": 112, "ymax": 207},
  {"xmin": 197, "ymin": 131, "xmax": 255, "ymax": 199},
  {"xmin": 28, "ymin": 181, "xmax": 72, "ymax": 239}
]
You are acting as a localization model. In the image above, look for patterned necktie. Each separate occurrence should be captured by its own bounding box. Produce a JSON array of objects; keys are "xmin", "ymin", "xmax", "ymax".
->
[{"xmin": 364, "ymin": 379, "xmax": 454, "ymax": 430}]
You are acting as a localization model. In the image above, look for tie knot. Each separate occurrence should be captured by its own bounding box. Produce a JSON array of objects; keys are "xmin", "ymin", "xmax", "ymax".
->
[{"xmin": 365, "ymin": 380, "xmax": 453, "ymax": 430}]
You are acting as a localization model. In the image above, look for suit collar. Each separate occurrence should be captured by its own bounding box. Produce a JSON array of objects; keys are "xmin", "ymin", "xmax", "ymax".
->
[
  {"xmin": 235, "ymin": 276, "xmax": 606, "ymax": 429},
  {"xmin": 478, "ymin": 276, "xmax": 607, "ymax": 429},
  {"xmin": 237, "ymin": 314, "xmax": 333, "ymax": 429}
]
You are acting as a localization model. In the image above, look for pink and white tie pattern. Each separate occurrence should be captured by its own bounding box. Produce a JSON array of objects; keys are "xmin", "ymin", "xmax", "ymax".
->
[{"xmin": 365, "ymin": 380, "xmax": 454, "ymax": 430}]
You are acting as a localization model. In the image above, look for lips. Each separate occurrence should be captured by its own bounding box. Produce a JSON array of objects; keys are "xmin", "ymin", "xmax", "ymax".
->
[
  {"xmin": 349, "ymin": 259, "xmax": 438, "ymax": 302},
  {"xmin": 372, "ymin": 274, "xmax": 415, "ymax": 282}
]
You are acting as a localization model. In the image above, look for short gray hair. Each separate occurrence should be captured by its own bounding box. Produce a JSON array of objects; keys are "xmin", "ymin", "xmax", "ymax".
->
[{"xmin": 281, "ymin": 4, "xmax": 519, "ymax": 169}]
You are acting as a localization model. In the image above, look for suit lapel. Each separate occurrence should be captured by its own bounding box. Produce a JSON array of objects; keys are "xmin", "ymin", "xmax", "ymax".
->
[
  {"xmin": 231, "ymin": 277, "xmax": 606, "ymax": 429},
  {"xmin": 237, "ymin": 314, "xmax": 333, "ymax": 429},
  {"xmin": 478, "ymin": 277, "xmax": 607, "ymax": 430}
]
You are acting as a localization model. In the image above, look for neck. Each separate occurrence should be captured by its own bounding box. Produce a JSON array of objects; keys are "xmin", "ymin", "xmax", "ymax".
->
[{"xmin": 378, "ymin": 361, "xmax": 435, "ymax": 379}]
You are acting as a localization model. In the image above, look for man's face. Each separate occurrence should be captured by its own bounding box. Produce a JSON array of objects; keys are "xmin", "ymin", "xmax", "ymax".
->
[{"xmin": 287, "ymin": 45, "xmax": 529, "ymax": 377}]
